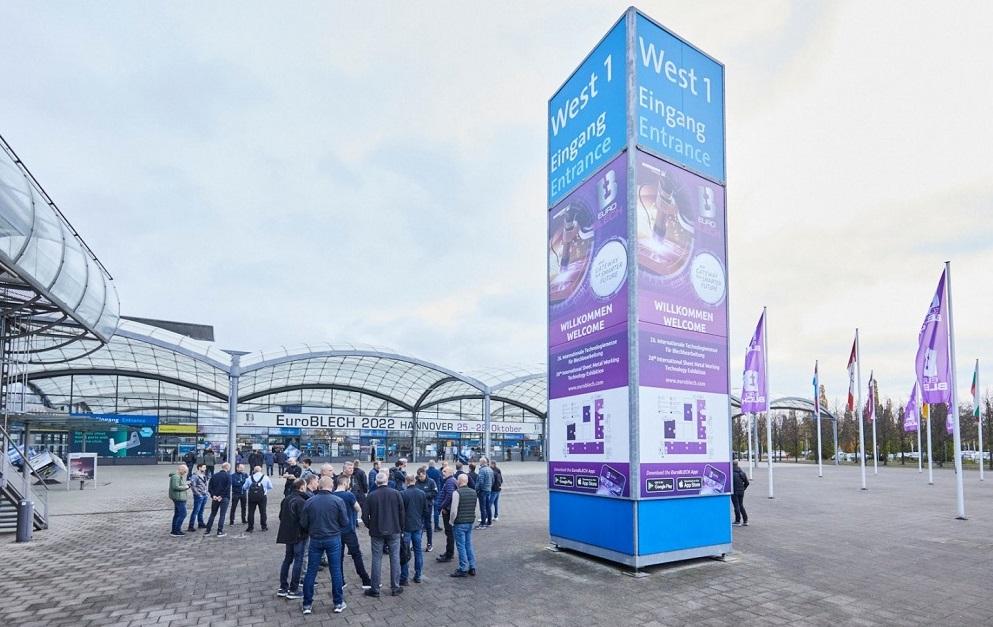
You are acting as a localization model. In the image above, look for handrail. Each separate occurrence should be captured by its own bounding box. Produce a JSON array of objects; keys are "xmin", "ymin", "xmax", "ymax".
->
[{"xmin": 0, "ymin": 422, "xmax": 50, "ymax": 493}]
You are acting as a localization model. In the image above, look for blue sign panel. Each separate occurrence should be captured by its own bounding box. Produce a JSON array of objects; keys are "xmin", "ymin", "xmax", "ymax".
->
[
  {"xmin": 272, "ymin": 427, "xmax": 301, "ymax": 436},
  {"xmin": 437, "ymin": 432, "xmax": 462, "ymax": 439},
  {"xmin": 547, "ymin": 18, "xmax": 627, "ymax": 206},
  {"xmin": 360, "ymin": 429, "xmax": 388, "ymax": 438},
  {"xmin": 634, "ymin": 14, "xmax": 724, "ymax": 183}
]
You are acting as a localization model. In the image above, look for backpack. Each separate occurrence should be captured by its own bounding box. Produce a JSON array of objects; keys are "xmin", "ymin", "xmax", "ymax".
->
[{"xmin": 248, "ymin": 475, "xmax": 266, "ymax": 502}]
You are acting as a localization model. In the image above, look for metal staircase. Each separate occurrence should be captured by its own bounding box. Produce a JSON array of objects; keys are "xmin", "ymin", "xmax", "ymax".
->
[{"xmin": 0, "ymin": 423, "xmax": 49, "ymax": 533}]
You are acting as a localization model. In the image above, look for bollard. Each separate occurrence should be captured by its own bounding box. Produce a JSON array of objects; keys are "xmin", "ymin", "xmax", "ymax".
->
[{"xmin": 16, "ymin": 499, "xmax": 33, "ymax": 543}]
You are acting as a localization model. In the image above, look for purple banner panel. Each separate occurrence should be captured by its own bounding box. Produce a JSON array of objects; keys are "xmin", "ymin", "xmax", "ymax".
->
[
  {"xmin": 634, "ymin": 150, "xmax": 727, "ymax": 338},
  {"xmin": 638, "ymin": 323, "xmax": 728, "ymax": 394},
  {"xmin": 915, "ymin": 269, "xmax": 951, "ymax": 405},
  {"xmin": 903, "ymin": 383, "xmax": 920, "ymax": 433},
  {"xmin": 640, "ymin": 462, "xmax": 731, "ymax": 498},
  {"xmin": 549, "ymin": 153, "xmax": 629, "ymax": 348},
  {"xmin": 740, "ymin": 310, "xmax": 767, "ymax": 414},
  {"xmin": 549, "ymin": 461, "xmax": 631, "ymax": 498},
  {"xmin": 549, "ymin": 330, "xmax": 629, "ymax": 400}
]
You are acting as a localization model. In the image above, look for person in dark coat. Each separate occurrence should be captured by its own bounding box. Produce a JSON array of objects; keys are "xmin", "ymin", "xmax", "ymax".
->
[
  {"xmin": 228, "ymin": 464, "xmax": 248, "ymax": 526},
  {"xmin": 204, "ymin": 462, "xmax": 231, "ymax": 536},
  {"xmin": 731, "ymin": 460, "xmax": 749, "ymax": 526},
  {"xmin": 363, "ymin": 472, "xmax": 405, "ymax": 597},
  {"xmin": 400, "ymin": 475, "xmax": 430, "ymax": 584},
  {"xmin": 277, "ymin": 479, "xmax": 310, "ymax": 598},
  {"xmin": 414, "ymin": 466, "xmax": 437, "ymax": 551},
  {"xmin": 426, "ymin": 460, "xmax": 443, "ymax": 531},
  {"xmin": 248, "ymin": 449, "xmax": 264, "ymax": 473},
  {"xmin": 434, "ymin": 465, "xmax": 458, "ymax": 563}
]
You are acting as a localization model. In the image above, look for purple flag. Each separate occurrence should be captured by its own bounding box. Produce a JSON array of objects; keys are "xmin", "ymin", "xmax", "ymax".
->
[
  {"xmin": 903, "ymin": 383, "xmax": 919, "ymax": 432},
  {"xmin": 741, "ymin": 311, "xmax": 767, "ymax": 413},
  {"xmin": 915, "ymin": 270, "xmax": 951, "ymax": 405}
]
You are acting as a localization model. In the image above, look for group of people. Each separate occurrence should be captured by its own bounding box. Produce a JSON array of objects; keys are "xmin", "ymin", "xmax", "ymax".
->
[{"xmin": 168, "ymin": 454, "xmax": 505, "ymax": 616}]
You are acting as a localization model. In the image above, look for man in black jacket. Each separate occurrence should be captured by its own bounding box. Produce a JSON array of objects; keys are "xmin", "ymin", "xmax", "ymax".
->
[
  {"xmin": 300, "ymin": 476, "xmax": 351, "ymax": 615},
  {"xmin": 400, "ymin": 475, "xmax": 429, "ymax": 584},
  {"xmin": 277, "ymin": 478, "xmax": 310, "ymax": 599},
  {"xmin": 228, "ymin": 464, "xmax": 248, "ymax": 526},
  {"xmin": 363, "ymin": 472, "xmax": 405, "ymax": 597},
  {"xmin": 248, "ymin": 449, "xmax": 264, "ymax": 474},
  {"xmin": 731, "ymin": 460, "xmax": 749, "ymax": 526},
  {"xmin": 204, "ymin": 462, "xmax": 231, "ymax": 537}
]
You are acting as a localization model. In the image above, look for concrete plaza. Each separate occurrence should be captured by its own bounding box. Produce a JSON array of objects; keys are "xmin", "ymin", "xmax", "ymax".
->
[{"xmin": 1, "ymin": 461, "xmax": 991, "ymax": 626}]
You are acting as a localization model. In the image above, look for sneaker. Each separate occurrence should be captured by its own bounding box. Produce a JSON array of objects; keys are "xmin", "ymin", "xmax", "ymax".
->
[
  {"xmin": 333, "ymin": 603, "xmax": 346, "ymax": 613},
  {"xmin": 361, "ymin": 583, "xmax": 372, "ymax": 590},
  {"xmin": 398, "ymin": 579, "xmax": 408, "ymax": 587},
  {"xmin": 474, "ymin": 524, "xmax": 486, "ymax": 529},
  {"xmin": 413, "ymin": 576, "xmax": 421, "ymax": 583},
  {"xmin": 436, "ymin": 555, "xmax": 453, "ymax": 563},
  {"xmin": 732, "ymin": 522, "xmax": 741, "ymax": 526},
  {"xmin": 743, "ymin": 522, "xmax": 749, "ymax": 526},
  {"xmin": 245, "ymin": 528, "xmax": 254, "ymax": 533},
  {"xmin": 450, "ymin": 570, "xmax": 468, "ymax": 578},
  {"xmin": 277, "ymin": 589, "xmax": 288, "ymax": 597},
  {"xmin": 391, "ymin": 587, "xmax": 404, "ymax": 596},
  {"xmin": 302, "ymin": 605, "xmax": 312, "ymax": 615},
  {"xmin": 426, "ymin": 544, "xmax": 433, "ymax": 552},
  {"xmin": 170, "ymin": 532, "xmax": 185, "ymax": 537},
  {"xmin": 434, "ymin": 526, "xmax": 443, "ymax": 532},
  {"xmin": 204, "ymin": 529, "xmax": 212, "ymax": 535},
  {"xmin": 187, "ymin": 527, "xmax": 195, "ymax": 532},
  {"xmin": 494, "ymin": 516, "xmax": 499, "ymax": 521},
  {"xmin": 468, "ymin": 568, "xmax": 476, "ymax": 576},
  {"xmin": 342, "ymin": 582, "xmax": 348, "ymax": 589},
  {"xmin": 286, "ymin": 591, "xmax": 303, "ymax": 600},
  {"xmin": 364, "ymin": 589, "xmax": 380, "ymax": 598},
  {"xmin": 218, "ymin": 531, "xmax": 228, "ymax": 537}
]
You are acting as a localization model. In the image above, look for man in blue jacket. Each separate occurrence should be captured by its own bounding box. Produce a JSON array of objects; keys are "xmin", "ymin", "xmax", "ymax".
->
[
  {"xmin": 299, "ymin": 476, "xmax": 351, "ymax": 616},
  {"xmin": 434, "ymin": 465, "xmax": 457, "ymax": 563},
  {"xmin": 400, "ymin": 475, "xmax": 429, "ymax": 584},
  {"xmin": 228, "ymin": 463, "xmax": 248, "ymax": 526},
  {"xmin": 204, "ymin": 462, "xmax": 231, "ymax": 537},
  {"xmin": 426, "ymin": 460, "xmax": 443, "ymax": 531}
]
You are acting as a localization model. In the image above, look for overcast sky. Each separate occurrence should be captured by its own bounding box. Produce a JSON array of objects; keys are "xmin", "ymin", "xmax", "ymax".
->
[{"xmin": 1, "ymin": 1, "xmax": 991, "ymax": 406}]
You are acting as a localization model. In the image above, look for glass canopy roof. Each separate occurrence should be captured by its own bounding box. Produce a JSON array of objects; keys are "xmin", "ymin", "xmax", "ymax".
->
[
  {"xmin": 0, "ymin": 136, "xmax": 120, "ymax": 347},
  {"xmin": 23, "ymin": 321, "xmax": 548, "ymax": 417}
]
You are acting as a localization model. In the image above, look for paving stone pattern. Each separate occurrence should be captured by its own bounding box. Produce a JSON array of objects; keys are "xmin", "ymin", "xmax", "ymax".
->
[{"xmin": 1, "ymin": 461, "xmax": 992, "ymax": 626}]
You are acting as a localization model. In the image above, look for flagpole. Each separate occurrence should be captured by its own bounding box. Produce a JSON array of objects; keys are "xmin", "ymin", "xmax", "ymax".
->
[
  {"xmin": 856, "ymin": 329, "xmax": 867, "ymax": 490},
  {"xmin": 926, "ymin": 403, "xmax": 934, "ymax": 484},
  {"xmin": 815, "ymin": 360, "xmax": 823, "ymax": 478},
  {"xmin": 871, "ymin": 378, "xmax": 878, "ymax": 475},
  {"xmin": 977, "ymin": 359, "xmax": 984, "ymax": 482},
  {"xmin": 747, "ymin": 413, "xmax": 754, "ymax": 480},
  {"xmin": 945, "ymin": 261, "xmax": 966, "ymax": 519},
  {"xmin": 916, "ymin": 396, "xmax": 923, "ymax": 473},
  {"xmin": 764, "ymin": 307, "xmax": 773, "ymax": 499}
]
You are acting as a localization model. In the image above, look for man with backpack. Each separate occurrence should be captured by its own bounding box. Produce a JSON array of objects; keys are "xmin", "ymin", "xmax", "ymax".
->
[
  {"xmin": 243, "ymin": 464, "xmax": 273, "ymax": 532},
  {"xmin": 731, "ymin": 460, "xmax": 750, "ymax": 526},
  {"xmin": 229, "ymin": 463, "xmax": 248, "ymax": 526}
]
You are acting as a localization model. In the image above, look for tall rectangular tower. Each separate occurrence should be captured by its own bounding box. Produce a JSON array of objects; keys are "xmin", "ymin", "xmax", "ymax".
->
[{"xmin": 547, "ymin": 7, "xmax": 729, "ymax": 567}]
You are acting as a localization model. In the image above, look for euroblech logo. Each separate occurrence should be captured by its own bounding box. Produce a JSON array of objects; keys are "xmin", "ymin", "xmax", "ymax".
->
[{"xmin": 244, "ymin": 413, "xmax": 256, "ymax": 424}]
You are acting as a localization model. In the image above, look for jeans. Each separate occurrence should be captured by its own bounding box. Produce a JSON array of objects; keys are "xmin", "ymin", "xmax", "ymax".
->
[
  {"xmin": 247, "ymin": 496, "xmax": 268, "ymax": 530},
  {"xmin": 171, "ymin": 500, "xmax": 187, "ymax": 534},
  {"xmin": 489, "ymin": 491, "xmax": 500, "ymax": 518},
  {"xmin": 205, "ymin": 497, "xmax": 229, "ymax": 533},
  {"xmin": 400, "ymin": 529, "xmax": 423, "ymax": 582},
  {"xmin": 369, "ymin": 533, "xmax": 401, "ymax": 592},
  {"xmin": 441, "ymin": 509, "xmax": 454, "ymax": 557},
  {"xmin": 731, "ymin": 492, "xmax": 747, "ymax": 523},
  {"xmin": 477, "ymin": 489, "xmax": 492, "ymax": 525},
  {"xmin": 266, "ymin": 464, "xmax": 274, "ymax": 476},
  {"xmin": 229, "ymin": 494, "xmax": 247, "ymax": 524},
  {"xmin": 303, "ymin": 535, "xmax": 344, "ymax": 607},
  {"xmin": 188, "ymin": 495, "xmax": 207, "ymax": 529},
  {"xmin": 454, "ymin": 522, "xmax": 476, "ymax": 572},
  {"xmin": 423, "ymin": 509, "xmax": 433, "ymax": 547},
  {"xmin": 280, "ymin": 540, "xmax": 306, "ymax": 592},
  {"xmin": 433, "ymin": 502, "xmax": 441, "ymax": 529},
  {"xmin": 340, "ymin": 529, "xmax": 371, "ymax": 585}
]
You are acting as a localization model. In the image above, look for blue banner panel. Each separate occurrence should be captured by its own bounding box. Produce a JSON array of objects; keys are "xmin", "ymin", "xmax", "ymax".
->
[
  {"xmin": 634, "ymin": 14, "xmax": 725, "ymax": 183},
  {"xmin": 549, "ymin": 490, "xmax": 634, "ymax": 555},
  {"xmin": 636, "ymin": 494, "xmax": 731, "ymax": 554},
  {"xmin": 547, "ymin": 18, "xmax": 627, "ymax": 206}
]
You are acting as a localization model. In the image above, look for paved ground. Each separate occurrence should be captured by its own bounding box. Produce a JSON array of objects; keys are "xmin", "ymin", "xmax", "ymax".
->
[{"xmin": 2, "ymin": 460, "xmax": 992, "ymax": 626}]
